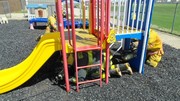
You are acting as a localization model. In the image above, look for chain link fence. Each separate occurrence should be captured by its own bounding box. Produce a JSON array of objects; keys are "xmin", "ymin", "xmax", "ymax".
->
[
  {"xmin": 0, "ymin": 0, "xmax": 11, "ymax": 18},
  {"xmin": 152, "ymin": 2, "xmax": 180, "ymax": 35}
]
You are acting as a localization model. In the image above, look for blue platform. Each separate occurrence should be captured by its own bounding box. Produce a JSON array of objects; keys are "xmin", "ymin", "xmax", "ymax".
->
[
  {"xmin": 29, "ymin": 18, "xmax": 89, "ymax": 29},
  {"xmin": 29, "ymin": 18, "xmax": 48, "ymax": 24},
  {"xmin": 115, "ymin": 32, "xmax": 142, "ymax": 41},
  {"xmin": 63, "ymin": 19, "xmax": 89, "ymax": 29}
]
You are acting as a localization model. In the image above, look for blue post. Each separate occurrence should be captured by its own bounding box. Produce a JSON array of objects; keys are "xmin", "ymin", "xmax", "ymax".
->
[{"xmin": 129, "ymin": 0, "xmax": 155, "ymax": 74}]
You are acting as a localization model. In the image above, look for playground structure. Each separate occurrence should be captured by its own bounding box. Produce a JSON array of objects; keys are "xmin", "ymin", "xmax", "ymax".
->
[
  {"xmin": 27, "ymin": 1, "xmax": 88, "ymax": 30},
  {"xmin": 0, "ymin": 0, "xmax": 155, "ymax": 94},
  {"xmin": 26, "ymin": 4, "xmax": 48, "ymax": 20},
  {"xmin": 26, "ymin": 4, "xmax": 49, "ymax": 29}
]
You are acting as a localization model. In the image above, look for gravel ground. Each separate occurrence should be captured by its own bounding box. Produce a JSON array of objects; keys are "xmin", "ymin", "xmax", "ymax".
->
[{"xmin": 0, "ymin": 20, "xmax": 180, "ymax": 101}]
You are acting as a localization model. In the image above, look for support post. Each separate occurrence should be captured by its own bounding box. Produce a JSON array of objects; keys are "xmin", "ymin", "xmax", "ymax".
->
[
  {"xmin": 82, "ymin": 0, "xmax": 86, "ymax": 29},
  {"xmin": 56, "ymin": 0, "xmax": 70, "ymax": 92},
  {"xmin": 105, "ymin": 0, "xmax": 111, "ymax": 84},
  {"xmin": 89, "ymin": 0, "xmax": 93, "ymax": 33},
  {"xmin": 91, "ymin": 0, "xmax": 96, "ymax": 34},
  {"xmin": 171, "ymin": 2, "xmax": 178, "ymax": 34}
]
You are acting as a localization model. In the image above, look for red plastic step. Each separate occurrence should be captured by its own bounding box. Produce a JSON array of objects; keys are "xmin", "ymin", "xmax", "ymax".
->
[
  {"xmin": 78, "ymin": 78, "xmax": 101, "ymax": 85},
  {"xmin": 76, "ymin": 45, "xmax": 101, "ymax": 52}
]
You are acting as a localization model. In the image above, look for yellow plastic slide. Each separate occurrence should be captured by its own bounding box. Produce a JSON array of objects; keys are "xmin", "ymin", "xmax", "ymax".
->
[{"xmin": 0, "ymin": 32, "xmax": 62, "ymax": 94}]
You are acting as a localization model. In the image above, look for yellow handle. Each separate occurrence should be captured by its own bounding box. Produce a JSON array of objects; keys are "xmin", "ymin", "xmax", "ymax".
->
[{"xmin": 107, "ymin": 30, "xmax": 116, "ymax": 43}]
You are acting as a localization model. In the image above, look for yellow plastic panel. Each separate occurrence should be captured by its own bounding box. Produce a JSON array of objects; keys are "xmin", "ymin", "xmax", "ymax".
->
[{"xmin": 0, "ymin": 32, "xmax": 62, "ymax": 94}]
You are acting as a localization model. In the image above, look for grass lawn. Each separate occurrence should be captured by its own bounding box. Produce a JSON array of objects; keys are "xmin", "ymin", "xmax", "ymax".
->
[{"xmin": 152, "ymin": 3, "xmax": 180, "ymax": 35}]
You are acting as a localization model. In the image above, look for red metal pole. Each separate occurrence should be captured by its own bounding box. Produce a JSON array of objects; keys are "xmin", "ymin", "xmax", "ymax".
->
[
  {"xmin": 55, "ymin": 0, "xmax": 70, "ymax": 92},
  {"xmin": 100, "ymin": 0, "xmax": 105, "ymax": 87},
  {"xmin": 89, "ymin": 0, "xmax": 92, "ymax": 33},
  {"xmin": 65, "ymin": 0, "xmax": 72, "ymax": 46},
  {"xmin": 98, "ymin": 0, "xmax": 100, "ymax": 34},
  {"xmin": 91, "ymin": 0, "xmax": 96, "ymax": 34},
  {"xmin": 105, "ymin": 0, "xmax": 111, "ymax": 84},
  {"xmin": 70, "ymin": 0, "xmax": 76, "ymax": 49},
  {"xmin": 69, "ymin": 0, "xmax": 79, "ymax": 92}
]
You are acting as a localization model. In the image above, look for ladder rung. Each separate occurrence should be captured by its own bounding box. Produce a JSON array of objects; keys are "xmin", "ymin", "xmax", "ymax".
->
[
  {"xmin": 77, "ymin": 64, "xmax": 101, "ymax": 69},
  {"xmin": 76, "ymin": 45, "xmax": 101, "ymax": 52},
  {"xmin": 78, "ymin": 78, "xmax": 101, "ymax": 85}
]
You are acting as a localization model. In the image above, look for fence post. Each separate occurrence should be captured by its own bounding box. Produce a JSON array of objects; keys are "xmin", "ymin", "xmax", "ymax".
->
[{"xmin": 171, "ymin": 2, "xmax": 178, "ymax": 34}]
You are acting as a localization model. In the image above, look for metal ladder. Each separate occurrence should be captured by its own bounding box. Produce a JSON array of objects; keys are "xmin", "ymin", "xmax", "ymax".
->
[
  {"xmin": 69, "ymin": 0, "xmax": 104, "ymax": 92},
  {"xmin": 56, "ymin": 0, "xmax": 109, "ymax": 92},
  {"xmin": 74, "ymin": 45, "xmax": 103, "ymax": 92}
]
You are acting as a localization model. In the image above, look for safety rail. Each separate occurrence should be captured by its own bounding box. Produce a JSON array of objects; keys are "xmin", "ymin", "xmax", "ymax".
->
[
  {"xmin": 111, "ymin": 0, "xmax": 148, "ymax": 34},
  {"xmin": 56, "ymin": 0, "xmax": 155, "ymax": 92}
]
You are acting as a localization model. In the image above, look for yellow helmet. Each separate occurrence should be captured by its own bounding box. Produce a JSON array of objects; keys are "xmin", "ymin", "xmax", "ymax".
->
[{"xmin": 52, "ymin": 14, "xmax": 56, "ymax": 18}]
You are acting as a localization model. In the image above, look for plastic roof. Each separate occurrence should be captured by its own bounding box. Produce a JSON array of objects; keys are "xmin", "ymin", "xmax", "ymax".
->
[{"xmin": 26, "ymin": 4, "xmax": 48, "ymax": 9}]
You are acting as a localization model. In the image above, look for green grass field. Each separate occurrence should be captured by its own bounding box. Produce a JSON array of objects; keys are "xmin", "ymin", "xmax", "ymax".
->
[{"xmin": 152, "ymin": 3, "xmax": 180, "ymax": 35}]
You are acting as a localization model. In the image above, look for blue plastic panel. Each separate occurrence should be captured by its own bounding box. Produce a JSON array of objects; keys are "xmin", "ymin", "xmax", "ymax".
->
[
  {"xmin": 26, "ymin": 4, "xmax": 48, "ymax": 9},
  {"xmin": 115, "ymin": 32, "xmax": 142, "ymax": 41},
  {"xmin": 29, "ymin": 18, "xmax": 48, "ymax": 24}
]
